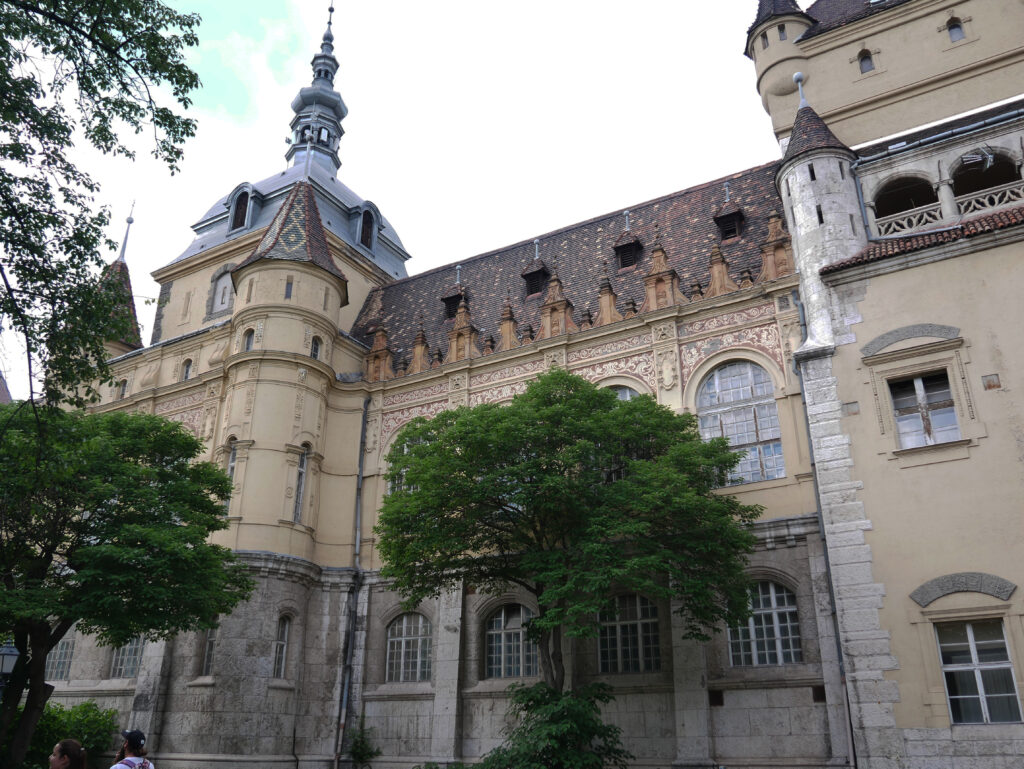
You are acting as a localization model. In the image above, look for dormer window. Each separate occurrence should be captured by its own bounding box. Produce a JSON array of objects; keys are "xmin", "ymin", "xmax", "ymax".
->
[
  {"xmin": 231, "ymin": 191, "xmax": 249, "ymax": 230},
  {"xmin": 360, "ymin": 210, "xmax": 375, "ymax": 249},
  {"xmin": 443, "ymin": 295, "xmax": 463, "ymax": 319},
  {"xmin": 613, "ymin": 232, "xmax": 643, "ymax": 270},
  {"xmin": 713, "ymin": 204, "xmax": 745, "ymax": 241},
  {"xmin": 522, "ymin": 262, "xmax": 550, "ymax": 296},
  {"xmin": 858, "ymin": 50, "xmax": 875, "ymax": 74}
]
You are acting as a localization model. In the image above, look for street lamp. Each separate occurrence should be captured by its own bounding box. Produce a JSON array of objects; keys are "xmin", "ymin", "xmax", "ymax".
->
[{"xmin": 0, "ymin": 639, "xmax": 19, "ymax": 691}]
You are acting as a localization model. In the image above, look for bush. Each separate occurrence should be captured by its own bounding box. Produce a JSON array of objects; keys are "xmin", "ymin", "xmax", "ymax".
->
[
  {"xmin": 480, "ymin": 683, "xmax": 632, "ymax": 769},
  {"xmin": 4, "ymin": 701, "xmax": 118, "ymax": 769}
]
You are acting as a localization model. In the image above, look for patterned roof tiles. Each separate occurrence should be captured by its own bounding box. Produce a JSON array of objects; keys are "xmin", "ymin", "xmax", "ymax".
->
[
  {"xmin": 821, "ymin": 203, "xmax": 1024, "ymax": 273},
  {"xmin": 783, "ymin": 105, "xmax": 850, "ymax": 163},
  {"xmin": 352, "ymin": 162, "xmax": 788, "ymax": 361},
  {"xmin": 103, "ymin": 258, "xmax": 143, "ymax": 350},
  {"xmin": 747, "ymin": 0, "xmax": 813, "ymax": 36},
  {"xmin": 802, "ymin": 0, "xmax": 916, "ymax": 39},
  {"xmin": 233, "ymin": 182, "xmax": 346, "ymax": 281}
]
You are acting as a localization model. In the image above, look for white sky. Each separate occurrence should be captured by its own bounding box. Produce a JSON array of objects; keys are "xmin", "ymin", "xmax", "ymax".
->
[{"xmin": 2, "ymin": 1, "xmax": 784, "ymax": 399}]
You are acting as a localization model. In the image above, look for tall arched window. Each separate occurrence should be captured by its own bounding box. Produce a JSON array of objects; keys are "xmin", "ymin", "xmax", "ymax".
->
[
  {"xmin": 599, "ymin": 594, "xmax": 660, "ymax": 673},
  {"xmin": 485, "ymin": 605, "xmax": 538, "ymax": 678},
  {"xmin": 729, "ymin": 581, "xmax": 802, "ymax": 666},
  {"xmin": 181, "ymin": 359, "xmax": 192, "ymax": 381},
  {"xmin": 946, "ymin": 18, "xmax": 965, "ymax": 42},
  {"xmin": 609, "ymin": 384, "xmax": 641, "ymax": 401},
  {"xmin": 293, "ymin": 444, "xmax": 309, "ymax": 522},
  {"xmin": 231, "ymin": 191, "xmax": 249, "ymax": 230},
  {"xmin": 697, "ymin": 361, "xmax": 785, "ymax": 484},
  {"xmin": 200, "ymin": 626, "xmax": 217, "ymax": 677},
  {"xmin": 243, "ymin": 329, "xmax": 255, "ymax": 352},
  {"xmin": 360, "ymin": 210, "xmax": 374, "ymax": 249},
  {"xmin": 386, "ymin": 613, "xmax": 433, "ymax": 682},
  {"xmin": 858, "ymin": 49, "xmax": 875, "ymax": 74},
  {"xmin": 226, "ymin": 438, "xmax": 238, "ymax": 482},
  {"xmin": 310, "ymin": 336, "xmax": 322, "ymax": 361},
  {"xmin": 117, "ymin": 379, "xmax": 128, "ymax": 400},
  {"xmin": 272, "ymin": 615, "xmax": 291, "ymax": 678},
  {"xmin": 874, "ymin": 176, "xmax": 939, "ymax": 218}
]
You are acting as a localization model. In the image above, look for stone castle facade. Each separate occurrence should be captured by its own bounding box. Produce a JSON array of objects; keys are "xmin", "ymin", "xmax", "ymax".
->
[{"xmin": 46, "ymin": 1, "xmax": 1024, "ymax": 767}]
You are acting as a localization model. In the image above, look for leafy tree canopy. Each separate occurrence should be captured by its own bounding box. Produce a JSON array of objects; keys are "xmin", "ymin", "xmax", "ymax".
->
[
  {"xmin": 0, "ymin": 0, "xmax": 200, "ymax": 405},
  {"xmin": 0, "ymin": 404, "xmax": 253, "ymax": 765},
  {"xmin": 377, "ymin": 369, "xmax": 758, "ymax": 691}
]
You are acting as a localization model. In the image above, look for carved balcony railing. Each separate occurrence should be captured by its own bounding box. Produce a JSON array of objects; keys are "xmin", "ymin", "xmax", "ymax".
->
[
  {"xmin": 956, "ymin": 178, "xmax": 1024, "ymax": 215},
  {"xmin": 875, "ymin": 202, "xmax": 943, "ymax": 235}
]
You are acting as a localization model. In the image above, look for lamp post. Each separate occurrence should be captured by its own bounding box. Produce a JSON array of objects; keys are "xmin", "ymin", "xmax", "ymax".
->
[{"xmin": 0, "ymin": 639, "xmax": 19, "ymax": 692}]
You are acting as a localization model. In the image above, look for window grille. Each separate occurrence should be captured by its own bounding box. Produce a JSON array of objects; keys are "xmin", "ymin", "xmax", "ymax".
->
[{"xmin": 729, "ymin": 582, "xmax": 802, "ymax": 665}]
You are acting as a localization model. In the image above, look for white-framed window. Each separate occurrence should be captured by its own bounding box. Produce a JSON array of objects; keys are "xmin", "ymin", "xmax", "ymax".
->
[
  {"xmin": 888, "ymin": 371, "xmax": 960, "ymax": 449},
  {"xmin": 598, "ymin": 594, "xmax": 660, "ymax": 673},
  {"xmin": 937, "ymin": 620, "xmax": 1022, "ymax": 724},
  {"xmin": 609, "ymin": 384, "xmax": 641, "ymax": 401},
  {"xmin": 385, "ymin": 613, "xmax": 433, "ymax": 682},
  {"xmin": 200, "ymin": 627, "xmax": 217, "ymax": 677},
  {"xmin": 310, "ymin": 336, "xmax": 322, "ymax": 361},
  {"xmin": 729, "ymin": 581, "xmax": 802, "ymax": 666},
  {"xmin": 697, "ymin": 361, "xmax": 785, "ymax": 484},
  {"xmin": 110, "ymin": 637, "xmax": 144, "ymax": 678},
  {"xmin": 272, "ymin": 616, "xmax": 291, "ymax": 679},
  {"xmin": 45, "ymin": 637, "xmax": 75, "ymax": 681},
  {"xmin": 485, "ymin": 605, "xmax": 538, "ymax": 679},
  {"xmin": 226, "ymin": 438, "xmax": 238, "ymax": 482}
]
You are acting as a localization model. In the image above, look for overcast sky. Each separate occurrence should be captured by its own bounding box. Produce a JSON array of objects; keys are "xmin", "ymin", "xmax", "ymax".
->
[{"xmin": 2, "ymin": 1, "xmax": 785, "ymax": 399}]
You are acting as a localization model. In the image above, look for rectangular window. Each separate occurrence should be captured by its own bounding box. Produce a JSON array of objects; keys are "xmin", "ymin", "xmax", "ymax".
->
[
  {"xmin": 888, "ymin": 371, "xmax": 960, "ymax": 448},
  {"xmin": 808, "ymin": 163, "xmax": 816, "ymax": 181},
  {"xmin": 816, "ymin": 205, "xmax": 824, "ymax": 225},
  {"xmin": 110, "ymin": 637, "xmax": 144, "ymax": 678},
  {"xmin": 45, "ymin": 637, "xmax": 75, "ymax": 681},
  {"xmin": 284, "ymin": 277, "xmax": 293, "ymax": 300},
  {"xmin": 778, "ymin": 24, "xmax": 786, "ymax": 40},
  {"xmin": 201, "ymin": 627, "xmax": 217, "ymax": 677},
  {"xmin": 272, "ymin": 617, "xmax": 290, "ymax": 679},
  {"xmin": 761, "ymin": 31, "xmax": 769, "ymax": 49},
  {"xmin": 937, "ymin": 620, "xmax": 1022, "ymax": 723}
]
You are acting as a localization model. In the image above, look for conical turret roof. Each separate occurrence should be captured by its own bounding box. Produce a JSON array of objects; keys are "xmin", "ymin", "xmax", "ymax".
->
[
  {"xmin": 234, "ymin": 181, "xmax": 346, "ymax": 281},
  {"xmin": 103, "ymin": 256, "xmax": 143, "ymax": 350},
  {"xmin": 782, "ymin": 103, "xmax": 849, "ymax": 164},
  {"xmin": 747, "ymin": 0, "xmax": 813, "ymax": 35}
]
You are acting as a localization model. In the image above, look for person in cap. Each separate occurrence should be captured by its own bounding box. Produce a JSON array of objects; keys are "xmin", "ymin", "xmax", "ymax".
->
[{"xmin": 109, "ymin": 729, "xmax": 154, "ymax": 769}]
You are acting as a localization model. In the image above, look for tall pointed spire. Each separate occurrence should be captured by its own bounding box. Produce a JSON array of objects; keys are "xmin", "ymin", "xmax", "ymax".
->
[
  {"xmin": 117, "ymin": 201, "xmax": 135, "ymax": 263},
  {"xmin": 103, "ymin": 208, "xmax": 143, "ymax": 354},
  {"xmin": 285, "ymin": 4, "xmax": 348, "ymax": 175}
]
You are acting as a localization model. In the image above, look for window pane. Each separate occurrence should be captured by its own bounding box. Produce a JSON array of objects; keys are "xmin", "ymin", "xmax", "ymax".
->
[{"xmin": 944, "ymin": 670, "xmax": 980, "ymax": 697}]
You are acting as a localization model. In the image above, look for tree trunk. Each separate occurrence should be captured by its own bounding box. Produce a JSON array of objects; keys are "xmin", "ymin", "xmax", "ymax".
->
[{"xmin": 1, "ymin": 627, "xmax": 56, "ymax": 768}]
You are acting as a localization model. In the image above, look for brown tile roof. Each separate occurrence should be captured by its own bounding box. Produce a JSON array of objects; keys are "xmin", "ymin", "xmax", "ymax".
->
[
  {"xmin": 103, "ymin": 258, "xmax": 143, "ymax": 350},
  {"xmin": 783, "ymin": 104, "xmax": 849, "ymax": 163},
  {"xmin": 352, "ymin": 162, "xmax": 788, "ymax": 361},
  {"xmin": 233, "ymin": 181, "xmax": 346, "ymax": 281},
  {"xmin": 821, "ymin": 203, "xmax": 1024, "ymax": 273},
  {"xmin": 802, "ymin": 0, "xmax": 916, "ymax": 40}
]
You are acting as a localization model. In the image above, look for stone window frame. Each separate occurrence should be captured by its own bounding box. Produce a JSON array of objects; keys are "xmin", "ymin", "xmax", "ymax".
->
[
  {"xmin": 483, "ymin": 603, "xmax": 540, "ymax": 680},
  {"xmin": 861, "ymin": 332, "xmax": 984, "ymax": 467},
  {"xmin": 597, "ymin": 593, "xmax": 661, "ymax": 674},
  {"xmin": 937, "ymin": 12, "xmax": 975, "ymax": 51},
  {"xmin": 365, "ymin": 596, "xmax": 439, "ymax": 689},
  {"xmin": 728, "ymin": 580, "xmax": 803, "ymax": 667},
  {"xmin": 908, "ymin": 573, "xmax": 1022, "ymax": 727},
  {"xmin": 110, "ymin": 636, "xmax": 145, "ymax": 679},
  {"xmin": 45, "ymin": 633, "xmax": 76, "ymax": 682},
  {"xmin": 270, "ymin": 611, "xmax": 299, "ymax": 684},
  {"xmin": 385, "ymin": 612, "xmax": 434, "ymax": 683},
  {"xmin": 850, "ymin": 44, "xmax": 884, "ymax": 79},
  {"xmin": 281, "ymin": 442, "xmax": 321, "ymax": 529},
  {"xmin": 205, "ymin": 264, "xmax": 237, "ymax": 322}
]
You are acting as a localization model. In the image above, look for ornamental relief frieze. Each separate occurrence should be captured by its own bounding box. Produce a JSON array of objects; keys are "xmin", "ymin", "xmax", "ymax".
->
[
  {"xmin": 469, "ymin": 380, "xmax": 530, "ymax": 407},
  {"xmin": 680, "ymin": 323, "xmax": 783, "ymax": 381},
  {"xmin": 381, "ymin": 400, "xmax": 449, "ymax": 448},
  {"xmin": 469, "ymin": 359, "xmax": 544, "ymax": 388},
  {"xmin": 567, "ymin": 333, "xmax": 651, "ymax": 364},
  {"xmin": 382, "ymin": 380, "xmax": 450, "ymax": 408},
  {"xmin": 168, "ymin": 407, "xmax": 203, "ymax": 437},
  {"xmin": 679, "ymin": 303, "xmax": 775, "ymax": 337},
  {"xmin": 155, "ymin": 390, "xmax": 204, "ymax": 414},
  {"xmin": 569, "ymin": 352, "xmax": 656, "ymax": 392}
]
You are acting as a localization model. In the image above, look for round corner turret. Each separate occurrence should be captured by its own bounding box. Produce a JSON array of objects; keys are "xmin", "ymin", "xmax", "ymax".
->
[{"xmin": 749, "ymin": 13, "xmax": 812, "ymax": 112}]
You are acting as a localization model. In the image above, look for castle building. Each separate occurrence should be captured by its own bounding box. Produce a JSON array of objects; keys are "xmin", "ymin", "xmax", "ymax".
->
[{"xmin": 49, "ymin": 2, "xmax": 1024, "ymax": 767}]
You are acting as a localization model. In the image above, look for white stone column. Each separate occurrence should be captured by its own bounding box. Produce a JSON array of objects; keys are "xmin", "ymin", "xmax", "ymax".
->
[
  {"xmin": 936, "ymin": 179, "xmax": 958, "ymax": 221},
  {"xmin": 669, "ymin": 599, "xmax": 715, "ymax": 767},
  {"xmin": 430, "ymin": 584, "xmax": 465, "ymax": 761}
]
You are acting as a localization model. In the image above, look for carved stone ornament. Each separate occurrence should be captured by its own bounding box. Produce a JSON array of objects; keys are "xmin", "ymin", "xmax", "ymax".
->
[
  {"xmin": 657, "ymin": 349, "xmax": 679, "ymax": 390},
  {"xmin": 382, "ymin": 400, "xmax": 449, "ymax": 447},
  {"xmin": 570, "ymin": 352, "xmax": 656, "ymax": 392},
  {"xmin": 364, "ymin": 416, "xmax": 380, "ymax": 454},
  {"xmin": 449, "ymin": 372, "xmax": 467, "ymax": 390},
  {"xmin": 544, "ymin": 349, "xmax": 566, "ymax": 369},
  {"xmin": 653, "ymin": 322, "xmax": 675, "ymax": 342}
]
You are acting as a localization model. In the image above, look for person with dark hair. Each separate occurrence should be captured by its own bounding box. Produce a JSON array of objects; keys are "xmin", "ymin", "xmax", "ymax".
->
[
  {"xmin": 49, "ymin": 739, "xmax": 86, "ymax": 769},
  {"xmin": 109, "ymin": 729, "xmax": 154, "ymax": 769}
]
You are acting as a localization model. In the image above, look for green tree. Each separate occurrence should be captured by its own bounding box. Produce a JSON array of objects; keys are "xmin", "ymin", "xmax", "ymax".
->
[
  {"xmin": 0, "ymin": 0, "xmax": 200, "ymax": 406},
  {"xmin": 377, "ymin": 369, "xmax": 758, "ymax": 694},
  {"xmin": 0, "ymin": 405, "xmax": 254, "ymax": 766}
]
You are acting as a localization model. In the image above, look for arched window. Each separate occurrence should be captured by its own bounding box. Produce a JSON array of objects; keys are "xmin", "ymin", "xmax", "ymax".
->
[
  {"xmin": 181, "ymin": 359, "xmax": 192, "ymax": 381},
  {"xmin": 272, "ymin": 615, "xmax": 291, "ymax": 678},
  {"xmin": 729, "ymin": 581, "xmax": 802, "ymax": 666},
  {"xmin": 230, "ymin": 191, "xmax": 249, "ymax": 231},
  {"xmin": 386, "ymin": 613, "xmax": 433, "ymax": 682},
  {"xmin": 293, "ymin": 444, "xmax": 309, "ymax": 522},
  {"xmin": 360, "ymin": 210, "xmax": 374, "ymax": 249},
  {"xmin": 858, "ymin": 49, "xmax": 875, "ymax": 74},
  {"xmin": 952, "ymin": 151, "xmax": 1021, "ymax": 198},
  {"xmin": 110, "ymin": 636, "xmax": 145, "ymax": 678},
  {"xmin": 200, "ymin": 626, "xmax": 217, "ymax": 677},
  {"xmin": 697, "ymin": 361, "xmax": 785, "ymax": 484},
  {"xmin": 609, "ymin": 384, "xmax": 641, "ymax": 401},
  {"xmin": 873, "ymin": 176, "xmax": 939, "ymax": 218},
  {"xmin": 599, "ymin": 594, "xmax": 660, "ymax": 673},
  {"xmin": 243, "ymin": 329, "xmax": 255, "ymax": 352},
  {"xmin": 117, "ymin": 379, "xmax": 128, "ymax": 400},
  {"xmin": 213, "ymin": 273, "xmax": 233, "ymax": 314},
  {"xmin": 485, "ymin": 605, "xmax": 538, "ymax": 678},
  {"xmin": 946, "ymin": 18, "xmax": 965, "ymax": 42},
  {"xmin": 310, "ymin": 336, "xmax": 322, "ymax": 361},
  {"xmin": 226, "ymin": 438, "xmax": 238, "ymax": 482}
]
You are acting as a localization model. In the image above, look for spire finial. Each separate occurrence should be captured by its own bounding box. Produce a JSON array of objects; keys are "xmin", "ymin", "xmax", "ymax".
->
[
  {"xmin": 322, "ymin": 5, "xmax": 335, "ymax": 47},
  {"xmin": 455, "ymin": 263, "xmax": 462, "ymax": 286},
  {"xmin": 793, "ymin": 72, "xmax": 808, "ymax": 108},
  {"xmin": 117, "ymin": 201, "xmax": 136, "ymax": 263}
]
